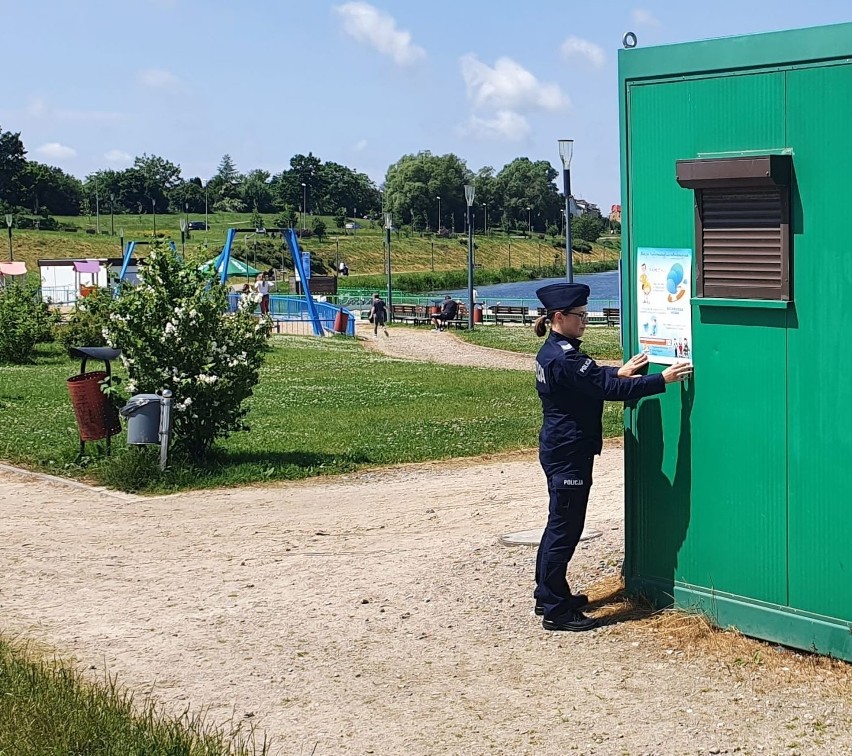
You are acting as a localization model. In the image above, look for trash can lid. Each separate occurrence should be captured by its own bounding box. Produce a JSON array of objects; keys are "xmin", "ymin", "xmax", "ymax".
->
[
  {"xmin": 119, "ymin": 393, "xmax": 162, "ymax": 417},
  {"xmin": 69, "ymin": 346, "xmax": 122, "ymax": 362}
]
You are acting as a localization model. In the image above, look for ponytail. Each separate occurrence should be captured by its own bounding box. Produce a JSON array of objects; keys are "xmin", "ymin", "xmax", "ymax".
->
[{"xmin": 534, "ymin": 314, "xmax": 550, "ymax": 337}]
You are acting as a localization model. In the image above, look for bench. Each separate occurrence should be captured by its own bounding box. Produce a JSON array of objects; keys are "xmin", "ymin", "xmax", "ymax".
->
[
  {"xmin": 390, "ymin": 304, "xmax": 432, "ymax": 325},
  {"xmin": 390, "ymin": 304, "xmax": 418, "ymax": 323},
  {"xmin": 492, "ymin": 305, "xmax": 530, "ymax": 325},
  {"xmin": 445, "ymin": 304, "xmax": 469, "ymax": 329},
  {"xmin": 603, "ymin": 307, "xmax": 621, "ymax": 327}
]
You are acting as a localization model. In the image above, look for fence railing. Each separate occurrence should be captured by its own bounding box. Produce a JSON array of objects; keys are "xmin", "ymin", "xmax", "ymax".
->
[{"xmin": 227, "ymin": 293, "xmax": 356, "ymax": 337}]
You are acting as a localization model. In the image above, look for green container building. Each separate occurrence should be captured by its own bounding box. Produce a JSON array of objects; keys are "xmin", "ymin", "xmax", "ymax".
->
[{"xmin": 619, "ymin": 22, "xmax": 852, "ymax": 661}]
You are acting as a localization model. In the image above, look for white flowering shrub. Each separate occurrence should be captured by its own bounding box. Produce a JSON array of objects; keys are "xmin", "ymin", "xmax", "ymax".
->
[{"xmin": 104, "ymin": 244, "xmax": 272, "ymax": 458}]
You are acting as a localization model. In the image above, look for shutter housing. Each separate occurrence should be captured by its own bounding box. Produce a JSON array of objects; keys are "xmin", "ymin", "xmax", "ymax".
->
[{"xmin": 676, "ymin": 155, "xmax": 791, "ymax": 300}]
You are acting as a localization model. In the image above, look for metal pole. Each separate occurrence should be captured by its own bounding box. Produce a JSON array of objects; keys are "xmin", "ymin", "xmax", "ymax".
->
[
  {"xmin": 152, "ymin": 199, "xmax": 157, "ymax": 236},
  {"xmin": 159, "ymin": 390, "xmax": 172, "ymax": 471},
  {"xmin": 205, "ymin": 185, "xmax": 209, "ymax": 244},
  {"xmin": 110, "ymin": 193, "xmax": 115, "ymax": 236},
  {"xmin": 385, "ymin": 226, "xmax": 393, "ymax": 317},
  {"xmin": 96, "ymin": 186, "xmax": 100, "ymax": 234},
  {"xmin": 467, "ymin": 206, "xmax": 474, "ymax": 330},
  {"xmin": 7, "ymin": 226, "xmax": 12, "ymax": 261},
  {"xmin": 437, "ymin": 196, "xmax": 441, "ymax": 231},
  {"xmin": 564, "ymin": 168, "xmax": 574, "ymax": 282},
  {"xmin": 431, "ymin": 241, "xmax": 434, "ymax": 271},
  {"xmin": 302, "ymin": 183, "xmax": 307, "ymax": 234}
]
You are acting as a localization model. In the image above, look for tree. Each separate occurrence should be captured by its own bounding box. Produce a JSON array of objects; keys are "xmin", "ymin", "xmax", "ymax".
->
[
  {"xmin": 207, "ymin": 154, "xmax": 241, "ymax": 203},
  {"xmin": 240, "ymin": 169, "xmax": 274, "ymax": 213},
  {"xmin": 493, "ymin": 158, "xmax": 561, "ymax": 233},
  {"xmin": 383, "ymin": 152, "xmax": 472, "ymax": 233},
  {"xmin": 19, "ymin": 162, "xmax": 82, "ymax": 215},
  {"xmin": 0, "ymin": 125, "xmax": 27, "ymax": 210},
  {"xmin": 572, "ymin": 214, "xmax": 606, "ymax": 243},
  {"xmin": 312, "ymin": 216, "xmax": 327, "ymax": 242},
  {"xmin": 334, "ymin": 207, "xmax": 347, "ymax": 230}
]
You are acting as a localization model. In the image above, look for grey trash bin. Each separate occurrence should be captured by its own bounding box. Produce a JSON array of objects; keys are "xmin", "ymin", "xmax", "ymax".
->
[{"xmin": 120, "ymin": 394, "xmax": 163, "ymax": 445}]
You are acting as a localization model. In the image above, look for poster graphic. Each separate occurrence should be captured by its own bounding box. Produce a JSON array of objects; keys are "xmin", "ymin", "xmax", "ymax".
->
[{"xmin": 636, "ymin": 248, "xmax": 693, "ymax": 365}]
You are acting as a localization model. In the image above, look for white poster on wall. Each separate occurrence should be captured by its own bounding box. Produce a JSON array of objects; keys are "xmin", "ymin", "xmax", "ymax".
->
[{"xmin": 636, "ymin": 247, "xmax": 693, "ymax": 365}]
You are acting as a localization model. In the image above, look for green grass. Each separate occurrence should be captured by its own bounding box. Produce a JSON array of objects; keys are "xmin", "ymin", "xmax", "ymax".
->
[
  {"xmin": 15, "ymin": 212, "xmax": 618, "ymax": 281},
  {"xmin": 0, "ymin": 336, "xmax": 625, "ymax": 492},
  {"xmin": 457, "ymin": 325, "xmax": 624, "ymax": 361},
  {"xmin": 0, "ymin": 635, "xmax": 269, "ymax": 755}
]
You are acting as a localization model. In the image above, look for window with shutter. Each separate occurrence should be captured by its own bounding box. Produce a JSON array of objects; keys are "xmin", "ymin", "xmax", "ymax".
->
[{"xmin": 676, "ymin": 155, "xmax": 792, "ymax": 300}]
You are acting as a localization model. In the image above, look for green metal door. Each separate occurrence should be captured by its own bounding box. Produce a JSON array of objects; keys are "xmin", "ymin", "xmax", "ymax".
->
[
  {"xmin": 626, "ymin": 73, "xmax": 789, "ymax": 605},
  {"xmin": 785, "ymin": 64, "xmax": 852, "ymax": 622}
]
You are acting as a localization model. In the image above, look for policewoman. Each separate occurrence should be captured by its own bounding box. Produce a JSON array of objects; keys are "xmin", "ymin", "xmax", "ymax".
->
[{"xmin": 533, "ymin": 282, "xmax": 692, "ymax": 631}]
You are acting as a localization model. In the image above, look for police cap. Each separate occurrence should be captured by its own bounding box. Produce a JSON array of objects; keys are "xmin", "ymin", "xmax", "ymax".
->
[{"xmin": 536, "ymin": 282, "xmax": 590, "ymax": 312}]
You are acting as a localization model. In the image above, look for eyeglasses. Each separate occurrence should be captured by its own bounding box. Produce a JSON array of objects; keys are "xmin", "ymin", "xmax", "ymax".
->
[{"xmin": 562, "ymin": 310, "xmax": 589, "ymax": 322}]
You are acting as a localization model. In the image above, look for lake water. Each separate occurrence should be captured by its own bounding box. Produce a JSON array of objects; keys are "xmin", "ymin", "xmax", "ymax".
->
[{"xmin": 441, "ymin": 269, "xmax": 621, "ymax": 308}]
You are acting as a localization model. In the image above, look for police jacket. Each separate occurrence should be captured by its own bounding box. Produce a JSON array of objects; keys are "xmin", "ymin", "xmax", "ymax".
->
[{"xmin": 535, "ymin": 331, "xmax": 666, "ymax": 470}]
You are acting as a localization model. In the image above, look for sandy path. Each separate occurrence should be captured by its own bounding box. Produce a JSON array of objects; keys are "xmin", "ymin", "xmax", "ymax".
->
[
  {"xmin": 1, "ymin": 448, "xmax": 849, "ymax": 755},
  {"xmin": 356, "ymin": 321, "xmax": 621, "ymax": 369}
]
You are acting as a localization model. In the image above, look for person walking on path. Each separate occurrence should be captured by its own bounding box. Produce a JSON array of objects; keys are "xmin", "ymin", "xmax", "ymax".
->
[
  {"xmin": 368, "ymin": 293, "xmax": 389, "ymax": 339},
  {"xmin": 532, "ymin": 282, "xmax": 692, "ymax": 632}
]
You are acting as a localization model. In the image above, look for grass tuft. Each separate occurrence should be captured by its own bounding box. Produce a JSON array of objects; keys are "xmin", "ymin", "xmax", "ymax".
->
[{"xmin": 0, "ymin": 634, "xmax": 270, "ymax": 755}]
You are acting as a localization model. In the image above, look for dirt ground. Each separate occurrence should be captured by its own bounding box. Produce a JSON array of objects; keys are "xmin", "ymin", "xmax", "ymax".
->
[{"xmin": 1, "ymin": 443, "xmax": 850, "ymax": 755}]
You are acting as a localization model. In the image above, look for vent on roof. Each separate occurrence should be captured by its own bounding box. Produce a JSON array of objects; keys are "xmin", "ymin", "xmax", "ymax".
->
[{"xmin": 676, "ymin": 156, "xmax": 791, "ymax": 300}]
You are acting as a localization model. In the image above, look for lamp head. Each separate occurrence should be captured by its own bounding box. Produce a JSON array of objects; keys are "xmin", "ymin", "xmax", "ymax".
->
[
  {"xmin": 464, "ymin": 184, "xmax": 475, "ymax": 207},
  {"xmin": 179, "ymin": 218, "xmax": 187, "ymax": 232},
  {"xmin": 384, "ymin": 212, "xmax": 392, "ymax": 229},
  {"xmin": 558, "ymin": 139, "xmax": 574, "ymax": 169},
  {"xmin": 5, "ymin": 214, "xmax": 12, "ymax": 228}
]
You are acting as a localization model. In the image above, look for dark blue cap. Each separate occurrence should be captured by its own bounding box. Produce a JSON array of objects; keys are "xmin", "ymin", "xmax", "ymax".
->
[{"xmin": 536, "ymin": 283, "xmax": 590, "ymax": 312}]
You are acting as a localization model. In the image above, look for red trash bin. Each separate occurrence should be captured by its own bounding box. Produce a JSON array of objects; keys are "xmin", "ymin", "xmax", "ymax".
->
[
  {"xmin": 333, "ymin": 310, "xmax": 349, "ymax": 334},
  {"xmin": 473, "ymin": 305, "xmax": 483, "ymax": 324},
  {"xmin": 67, "ymin": 371, "xmax": 121, "ymax": 442}
]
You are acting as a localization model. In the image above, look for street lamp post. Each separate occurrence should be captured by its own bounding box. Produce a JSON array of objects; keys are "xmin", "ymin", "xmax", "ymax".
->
[
  {"xmin": 184, "ymin": 202, "xmax": 189, "ymax": 239},
  {"xmin": 301, "ymin": 182, "xmax": 307, "ymax": 235},
  {"xmin": 5, "ymin": 214, "xmax": 13, "ymax": 261},
  {"xmin": 436, "ymin": 195, "xmax": 441, "ymax": 232},
  {"xmin": 152, "ymin": 198, "xmax": 157, "ymax": 236},
  {"xmin": 110, "ymin": 193, "xmax": 115, "ymax": 237},
  {"xmin": 484, "ymin": 202, "xmax": 488, "ymax": 235},
  {"xmin": 204, "ymin": 182, "xmax": 209, "ymax": 243},
  {"xmin": 95, "ymin": 184, "xmax": 100, "ymax": 235},
  {"xmin": 384, "ymin": 212, "xmax": 393, "ymax": 318},
  {"xmin": 119, "ymin": 227, "xmax": 125, "ymax": 257},
  {"xmin": 527, "ymin": 206, "xmax": 532, "ymax": 237},
  {"xmin": 464, "ymin": 184, "xmax": 476, "ymax": 331},
  {"xmin": 353, "ymin": 206, "xmax": 357, "ymax": 236},
  {"xmin": 558, "ymin": 138, "xmax": 575, "ymax": 282},
  {"xmin": 179, "ymin": 218, "xmax": 187, "ymax": 255}
]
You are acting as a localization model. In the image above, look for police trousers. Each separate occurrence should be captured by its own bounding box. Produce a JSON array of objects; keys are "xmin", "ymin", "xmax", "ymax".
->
[{"xmin": 534, "ymin": 457, "xmax": 593, "ymax": 620}]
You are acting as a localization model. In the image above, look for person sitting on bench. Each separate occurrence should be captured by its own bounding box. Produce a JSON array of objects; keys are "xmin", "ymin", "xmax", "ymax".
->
[{"xmin": 431, "ymin": 295, "xmax": 458, "ymax": 331}]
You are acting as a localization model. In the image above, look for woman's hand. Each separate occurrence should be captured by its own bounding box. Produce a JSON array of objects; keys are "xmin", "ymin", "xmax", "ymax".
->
[
  {"xmin": 661, "ymin": 362, "xmax": 693, "ymax": 384},
  {"xmin": 618, "ymin": 352, "xmax": 649, "ymax": 378}
]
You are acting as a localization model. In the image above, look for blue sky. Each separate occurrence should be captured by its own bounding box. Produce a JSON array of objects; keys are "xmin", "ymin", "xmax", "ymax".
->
[{"xmin": 2, "ymin": 1, "xmax": 851, "ymax": 210}]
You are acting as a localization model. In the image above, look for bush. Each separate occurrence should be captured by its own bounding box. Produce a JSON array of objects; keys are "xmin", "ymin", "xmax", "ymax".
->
[
  {"xmin": 57, "ymin": 287, "xmax": 113, "ymax": 351},
  {"xmin": 0, "ymin": 283, "xmax": 58, "ymax": 364},
  {"xmin": 572, "ymin": 240, "xmax": 592, "ymax": 253},
  {"xmin": 104, "ymin": 244, "xmax": 273, "ymax": 459}
]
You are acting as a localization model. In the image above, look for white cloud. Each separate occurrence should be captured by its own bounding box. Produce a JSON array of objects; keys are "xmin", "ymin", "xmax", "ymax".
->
[
  {"xmin": 460, "ymin": 110, "xmax": 531, "ymax": 141},
  {"xmin": 138, "ymin": 68, "xmax": 180, "ymax": 89},
  {"xmin": 560, "ymin": 36, "xmax": 606, "ymax": 69},
  {"xmin": 460, "ymin": 54, "xmax": 569, "ymax": 112},
  {"xmin": 353, "ymin": 139, "xmax": 368, "ymax": 152},
  {"xmin": 632, "ymin": 8, "xmax": 661, "ymax": 27},
  {"xmin": 104, "ymin": 149, "xmax": 133, "ymax": 166},
  {"xmin": 334, "ymin": 2, "xmax": 425, "ymax": 66},
  {"xmin": 35, "ymin": 142, "xmax": 77, "ymax": 160}
]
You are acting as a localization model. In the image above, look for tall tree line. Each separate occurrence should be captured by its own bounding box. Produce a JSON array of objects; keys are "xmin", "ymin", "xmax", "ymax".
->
[{"xmin": 0, "ymin": 124, "xmax": 594, "ymax": 233}]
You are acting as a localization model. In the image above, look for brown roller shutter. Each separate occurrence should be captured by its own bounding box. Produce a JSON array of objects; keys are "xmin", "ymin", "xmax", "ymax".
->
[{"xmin": 696, "ymin": 187, "xmax": 789, "ymax": 299}]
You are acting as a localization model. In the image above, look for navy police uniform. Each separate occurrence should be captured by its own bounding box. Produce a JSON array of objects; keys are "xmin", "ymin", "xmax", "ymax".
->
[{"xmin": 534, "ymin": 283, "xmax": 666, "ymax": 624}]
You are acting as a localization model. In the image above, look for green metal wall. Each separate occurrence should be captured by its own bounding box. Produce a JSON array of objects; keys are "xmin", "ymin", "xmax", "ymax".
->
[{"xmin": 620, "ymin": 24, "xmax": 852, "ymax": 661}]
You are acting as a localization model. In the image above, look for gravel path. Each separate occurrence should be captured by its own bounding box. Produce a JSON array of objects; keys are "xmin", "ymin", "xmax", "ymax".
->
[
  {"xmin": 1, "ymin": 448, "xmax": 849, "ymax": 755},
  {"xmin": 356, "ymin": 321, "xmax": 620, "ymax": 369}
]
